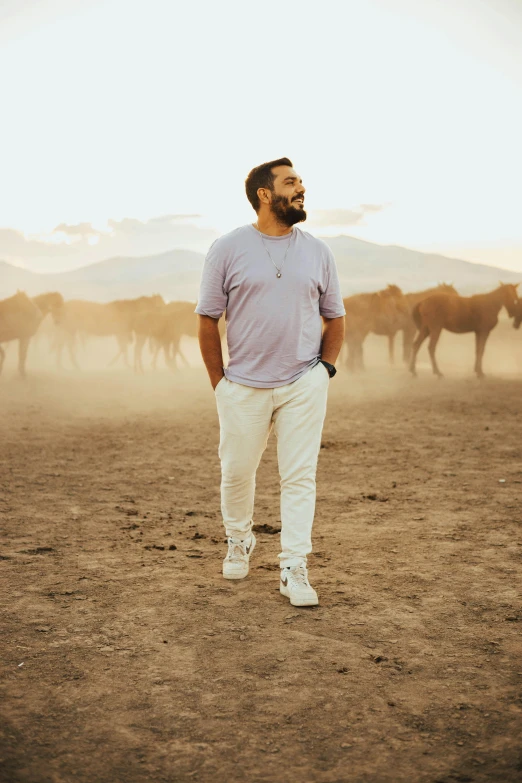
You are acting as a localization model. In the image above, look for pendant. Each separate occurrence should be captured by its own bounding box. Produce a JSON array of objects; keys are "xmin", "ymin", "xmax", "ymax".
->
[{"xmin": 276, "ymin": 272, "xmax": 282, "ymax": 278}]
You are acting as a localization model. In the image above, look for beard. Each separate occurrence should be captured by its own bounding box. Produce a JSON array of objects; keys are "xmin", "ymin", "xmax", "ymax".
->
[{"xmin": 271, "ymin": 193, "xmax": 307, "ymax": 227}]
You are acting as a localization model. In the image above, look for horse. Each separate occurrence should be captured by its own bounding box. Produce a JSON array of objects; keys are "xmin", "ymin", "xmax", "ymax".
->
[
  {"xmin": 0, "ymin": 291, "xmax": 64, "ymax": 377},
  {"xmin": 0, "ymin": 291, "xmax": 44, "ymax": 377},
  {"xmin": 400, "ymin": 284, "xmax": 458, "ymax": 364},
  {"xmin": 513, "ymin": 299, "xmax": 522, "ymax": 330},
  {"xmin": 343, "ymin": 284, "xmax": 408, "ymax": 371},
  {"xmin": 409, "ymin": 283, "xmax": 520, "ymax": 379},
  {"xmin": 133, "ymin": 302, "xmax": 184, "ymax": 374},
  {"xmin": 134, "ymin": 301, "xmax": 225, "ymax": 373},
  {"xmin": 55, "ymin": 294, "xmax": 164, "ymax": 369}
]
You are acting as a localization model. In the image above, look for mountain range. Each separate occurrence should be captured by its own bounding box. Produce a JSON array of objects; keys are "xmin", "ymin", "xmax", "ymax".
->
[{"xmin": 0, "ymin": 235, "xmax": 519, "ymax": 302}]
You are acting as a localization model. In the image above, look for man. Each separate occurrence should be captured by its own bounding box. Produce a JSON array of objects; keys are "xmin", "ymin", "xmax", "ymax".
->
[{"xmin": 195, "ymin": 157, "xmax": 345, "ymax": 607}]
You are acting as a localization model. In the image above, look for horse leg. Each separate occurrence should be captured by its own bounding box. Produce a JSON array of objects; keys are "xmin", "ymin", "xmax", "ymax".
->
[
  {"xmin": 409, "ymin": 326, "xmax": 429, "ymax": 376},
  {"xmin": 178, "ymin": 344, "xmax": 190, "ymax": 368},
  {"xmin": 67, "ymin": 334, "xmax": 80, "ymax": 370},
  {"xmin": 358, "ymin": 335, "xmax": 366, "ymax": 371},
  {"xmin": 166, "ymin": 341, "xmax": 178, "ymax": 371},
  {"xmin": 122, "ymin": 336, "xmax": 132, "ymax": 368},
  {"xmin": 427, "ymin": 327, "xmax": 443, "ymax": 378},
  {"xmin": 150, "ymin": 338, "xmax": 162, "ymax": 370},
  {"xmin": 108, "ymin": 335, "xmax": 127, "ymax": 367},
  {"xmin": 55, "ymin": 333, "xmax": 64, "ymax": 369},
  {"xmin": 388, "ymin": 334, "xmax": 395, "ymax": 366},
  {"xmin": 18, "ymin": 337, "xmax": 30, "ymax": 379},
  {"xmin": 474, "ymin": 330, "xmax": 489, "ymax": 379},
  {"xmin": 402, "ymin": 324, "xmax": 415, "ymax": 364},
  {"xmin": 0, "ymin": 345, "xmax": 5, "ymax": 376},
  {"xmin": 134, "ymin": 334, "xmax": 145, "ymax": 374}
]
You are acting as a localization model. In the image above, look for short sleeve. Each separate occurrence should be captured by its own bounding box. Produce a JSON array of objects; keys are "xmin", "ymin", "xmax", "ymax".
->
[
  {"xmin": 194, "ymin": 239, "xmax": 228, "ymax": 318},
  {"xmin": 319, "ymin": 246, "xmax": 346, "ymax": 318}
]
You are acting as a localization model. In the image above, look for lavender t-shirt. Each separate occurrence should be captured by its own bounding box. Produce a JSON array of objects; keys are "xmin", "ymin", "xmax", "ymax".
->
[{"xmin": 195, "ymin": 225, "xmax": 345, "ymax": 388}]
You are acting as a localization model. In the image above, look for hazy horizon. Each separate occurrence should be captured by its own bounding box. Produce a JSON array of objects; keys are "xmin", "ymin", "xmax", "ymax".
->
[
  {"xmin": 2, "ymin": 218, "xmax": 521, "ymax": 282},
  {"xmin": 1, "ymin": 0, "xmax": 521, "ymax": 273}
]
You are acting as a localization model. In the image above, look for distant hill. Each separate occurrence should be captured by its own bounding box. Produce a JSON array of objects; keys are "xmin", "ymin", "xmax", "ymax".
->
[
  {"xmin": 324, "ymin": 235, "xmax": 520, "ymax": 293},
  {"xmin": 0, "ymin": 250, "xmax": 205, "ymax": 302},
  {"xmin": 0, "ymin": 237, "xmax": 519, "ymax": 301}
]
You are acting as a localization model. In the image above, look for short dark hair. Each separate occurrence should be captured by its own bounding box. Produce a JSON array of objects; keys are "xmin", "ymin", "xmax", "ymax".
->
[{"xmin": 245, "ymin": 157, "xmax": 293, "ymax": 212}]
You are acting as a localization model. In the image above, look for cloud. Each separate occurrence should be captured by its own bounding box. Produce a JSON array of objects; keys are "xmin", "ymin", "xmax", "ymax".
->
[
  {"xmin": 309, "ymin": 204, "xmax": 387, "ymax": 227},
  {"xmin": 0, "ymin": 228, "xmax": 74, "ymax": 258},
  {"xmin": 53, "ymin": 222, "xmax": 98, "ymax": 237},
  {"xmin": 149, "ymin": 214, "xmax": 202, "ymax": 224},
  {"xmin": 360, "ymin": 204, "xmax": 386, "ymax": 214},
  {"xmin": 0, "ymin": 215, "xmax": 219, "ymax": 272}
]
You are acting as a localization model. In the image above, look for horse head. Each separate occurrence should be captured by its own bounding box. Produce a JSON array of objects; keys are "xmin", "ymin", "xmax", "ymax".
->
[
  {"xmin": 150, "ymin": 293, "xmax": 165, "ymax": 308},
  {"xmin": 384, "ymin": 284, "xmax": 409, "ymax": 318},
  {"xmin": 32, "ymin": 291, "xmax": 64, "ymax": 323},
  {"xmin": 385, "ymin": 284, "xmax": 403, "ymax": 298},
  {"xmin": 438, "ymin": 282, "xmax": 458, "ymax": 296}
]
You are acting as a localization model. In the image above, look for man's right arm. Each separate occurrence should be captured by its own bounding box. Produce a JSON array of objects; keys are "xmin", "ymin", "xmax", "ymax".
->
[
  {"xmin": 197, "ymin": 315, "xmax": 225, "ymax": 390},
  {"xmin": 194, "ymin": 238, "xmax": 228, "ymax": 390}
]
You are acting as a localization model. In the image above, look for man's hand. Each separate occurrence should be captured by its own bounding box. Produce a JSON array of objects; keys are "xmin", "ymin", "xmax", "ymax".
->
[
  {"xmin": 321, "ymin": 315, "xmax": 345, "ymax": 365},
  {"xmin": 197, "ymin": 314, "xmax": 225, "ymax": 389},
  {"xmin": 211, "ymin": 374, "xmax": 225, "ymax": 391}
]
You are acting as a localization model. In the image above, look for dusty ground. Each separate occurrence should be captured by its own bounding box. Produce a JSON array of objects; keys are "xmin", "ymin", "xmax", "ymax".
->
[{"xmin": 1, "ymin": 325, "xmax": 522, "ymax": 783}]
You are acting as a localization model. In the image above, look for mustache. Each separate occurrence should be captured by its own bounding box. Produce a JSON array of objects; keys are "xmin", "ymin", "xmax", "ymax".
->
[{"xmin": 291, "ymin": 196, "xmax": 305, "ymax": 203}]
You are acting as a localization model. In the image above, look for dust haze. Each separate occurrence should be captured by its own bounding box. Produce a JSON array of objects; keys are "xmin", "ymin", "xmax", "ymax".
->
[{"xmin": 1, "ymin": 317, "xmax": 521, "ymax": 782}]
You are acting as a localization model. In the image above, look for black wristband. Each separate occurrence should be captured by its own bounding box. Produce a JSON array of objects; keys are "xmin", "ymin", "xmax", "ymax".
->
[{"xmin": 319, "ymin": 360, "xmax": 337, "ymax": 378}]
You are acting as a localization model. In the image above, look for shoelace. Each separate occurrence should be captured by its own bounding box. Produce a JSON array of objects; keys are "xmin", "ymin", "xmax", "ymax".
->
[
  {"xmin": 287, "ymin": 567, "xmax": 310, "ymax": 587},
  {"xmin": 227, "ymin": 539, "xmax": 248, "ymax": 562}
]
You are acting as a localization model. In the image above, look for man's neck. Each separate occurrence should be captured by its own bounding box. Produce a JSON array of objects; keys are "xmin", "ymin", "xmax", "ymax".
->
[{"xmin": 253, "ymin": 214, "xmax": 293, "ymax": 237}]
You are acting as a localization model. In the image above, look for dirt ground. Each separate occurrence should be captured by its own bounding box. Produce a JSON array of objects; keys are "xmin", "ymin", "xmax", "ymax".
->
[{"xmin": 1, "ymin": 324, "xmax": 522, "ymax": 783}]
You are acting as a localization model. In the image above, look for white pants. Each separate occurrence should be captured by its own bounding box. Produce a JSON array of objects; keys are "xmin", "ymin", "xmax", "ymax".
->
[{"xmin": 214, "ymin": 362, "xmax": 330, "ymax": 568}]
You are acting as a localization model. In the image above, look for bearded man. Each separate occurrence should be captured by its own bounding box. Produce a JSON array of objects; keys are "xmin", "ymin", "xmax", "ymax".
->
[{"xmin": 195, "ymin": 157, "xmax": 345, "ymax": 606}]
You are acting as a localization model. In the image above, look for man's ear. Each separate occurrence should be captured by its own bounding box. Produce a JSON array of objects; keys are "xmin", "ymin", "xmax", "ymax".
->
[{"xmin": 257, "ymin": 187, "xmax": 272, "ymax": 206}]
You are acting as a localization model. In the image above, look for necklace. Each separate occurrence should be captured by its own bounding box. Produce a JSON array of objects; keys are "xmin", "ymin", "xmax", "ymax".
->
[{"xmin": 254, "ymin": 223, "xmax": 293, "ymax": 278}]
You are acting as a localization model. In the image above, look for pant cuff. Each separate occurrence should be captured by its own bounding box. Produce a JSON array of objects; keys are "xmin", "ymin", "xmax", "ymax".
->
[
  {"xmin": 279, "ymin": 556, "xmax": 307, "ymax": 569},
  {"xmin": 224, "ymin": 523, "xmax": 253, "ymax": 541}
]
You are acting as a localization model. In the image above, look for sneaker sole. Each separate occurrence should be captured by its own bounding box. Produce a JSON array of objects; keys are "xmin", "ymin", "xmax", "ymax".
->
[
  {"xmin": 222, "ymin": 535, "xmax": 256, "ymax": 580},
  {"xmin": 280, "ymin": 583, "xmax": 319, "ymax": 607}
]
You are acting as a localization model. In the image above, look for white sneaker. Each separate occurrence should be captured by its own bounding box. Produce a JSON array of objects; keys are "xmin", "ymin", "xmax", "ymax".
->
[
  {"xmin": 222, "ymin": 533, "xmax": 256, "ymax": 580},
  {"xmin": 280, "ymin": 565, "xmax": 319, "ymax": 606}
]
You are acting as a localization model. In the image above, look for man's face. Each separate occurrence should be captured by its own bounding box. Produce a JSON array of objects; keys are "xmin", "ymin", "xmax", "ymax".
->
[{"xmin": 268, "ymin": 166, "xmax": 306, "ymax": 226}]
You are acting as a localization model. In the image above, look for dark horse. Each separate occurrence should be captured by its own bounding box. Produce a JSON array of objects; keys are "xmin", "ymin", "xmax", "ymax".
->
[{"xmin": 409, "ymin": 283, "xmax": 520, "ymax": 379}]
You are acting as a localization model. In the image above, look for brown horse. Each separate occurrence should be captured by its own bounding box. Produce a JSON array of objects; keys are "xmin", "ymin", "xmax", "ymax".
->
[
  {"xmin": 343, "ymin": 284, "xmax": 408, "ymax": 371},
  {"xmin": 56, "ymin": 294, "xmax": 164, "ymax": 369},
  {"xmin": 0, "ymin": 291, "xmax": 64, "ymax": 377},
  {"xmin": 409, "ymin": 283, "xmax": 520, "ymax": 379},
  {"xmin": 401, "ymin": 284, "xmax": 458, "ymax": 364},
  {"xmin": 133, "ymin": 302, "xmax": 184, "ymax": 374},
  {"xmin": 513, "ymin": 299, "xmax": 522, "ymax": 330},
  {"xmin": 134, "ymin": 301, "xmax": 226, "ymax": 373},
  {"xmin": 0, "ymin": 291, "xmax": 43, "ymax": 377}
]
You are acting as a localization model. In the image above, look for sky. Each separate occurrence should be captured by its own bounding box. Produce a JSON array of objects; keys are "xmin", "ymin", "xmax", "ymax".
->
[{"xmin": 1, "ymin": 0, "xmax": 521, "ymax": 273}]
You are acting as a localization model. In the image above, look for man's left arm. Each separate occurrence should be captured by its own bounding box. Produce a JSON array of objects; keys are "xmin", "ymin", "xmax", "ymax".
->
[{"xmin": 321, "ymin": 315, "xmax": 345, "ymax": 365}]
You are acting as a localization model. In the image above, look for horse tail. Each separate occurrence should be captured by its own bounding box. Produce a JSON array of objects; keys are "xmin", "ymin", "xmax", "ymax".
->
[{"xmin": 412, "ymin": 302, "xmax": 422, "ymax": 330}]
